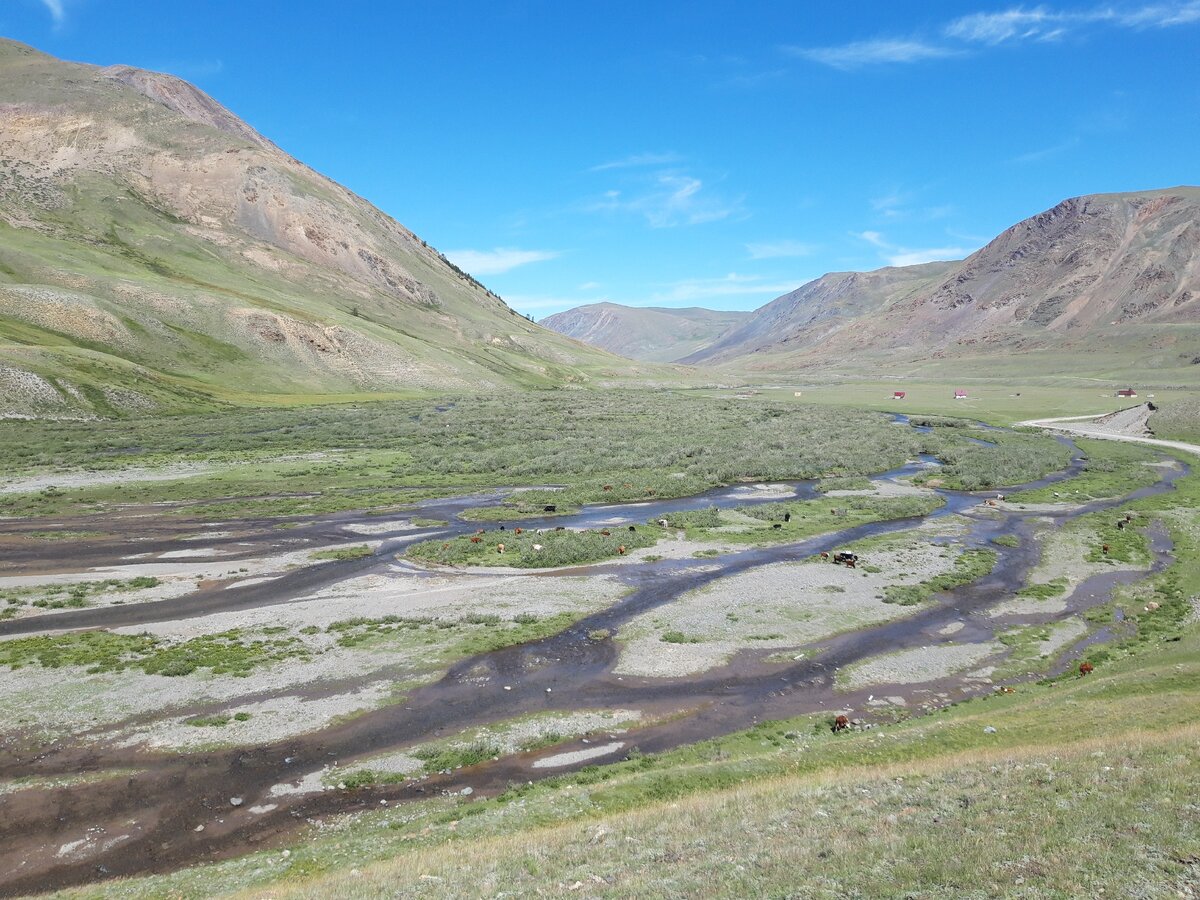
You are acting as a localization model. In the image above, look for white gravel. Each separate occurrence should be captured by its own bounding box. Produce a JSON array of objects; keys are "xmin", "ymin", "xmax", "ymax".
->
[{"xmin": 839, "ymin": 642, "xmax": 1002, "ymax": 690}]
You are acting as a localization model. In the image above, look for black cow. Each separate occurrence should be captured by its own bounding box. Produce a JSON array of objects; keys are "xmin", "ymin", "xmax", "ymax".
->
[{"xmin": 544, "ymin": 505, "xmax": 557, "ymax": 513}]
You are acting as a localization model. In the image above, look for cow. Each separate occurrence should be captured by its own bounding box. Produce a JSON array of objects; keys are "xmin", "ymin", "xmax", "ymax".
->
[
  {"xmin": 469, "ymin": 536, "xmax": 482, "ymax": 544},
  {"xmin": 600, "ymin": 530, "xmax": 611, "ymax": 536},
  {"xmin": 628, "ymin": 525, "xmax": 637, "ymax": 532},
  {"xmin": 554, "ymin": 526, "xmax": 565, "ymax": 532},
  {"xmin": 1117, "ymin": 520, "xmax": 1126, "ymax": 530},
  {"xmin": 603, "ymin": 485, "xmax": 613, "ymax": 492},
  {"xmin": 1079, "ymin": 661, "xmax": 1094, "ymax": 676},
  {"xmin": 1146, "ymin": 601, "xmax": 1160, "ymax": 612},
  {"xmin": 514, "ymin": 527, "xmax": 523, "ymax": 535},
  {"xmin": 819, "ymin": 552, "xmax": 829, "ymax": 560},
  {"xmin": 1102, "ymin": 544, "xmax": 1110, "ymax": 555},
  {"xmin": 783, "ymin": 512, "xmax": 792, "ymax": 523},
  {"xmin": 544, "ymin": 505, "xmax": 557, "ymax": 513},
  {"xmin": 618, "ymin": 545, "xmax": 627, "ymax": 555},
  {"xmin": 532, "ymin": 543, "xmax": 543, "ymax": 552},
  {"xmin": 499, "ymin": 525, "xmax": 506, "ymax": 531},
  {"xmin": 658, "ymin": 518, "xmax": 669, "ymax": 527},
  {"xmin": 832, "ymin": 714, "xmax": 850, "ymax": 733},
  {"xmin": 496, "ymin": 543, "xmax": 505, "ymax": 554},
  {"xmin": 645, "ymin": 488, "xmax": 657, "ymax": 496},
  {"xmin": 833, "ymin": 551, "xmax": 858, "ymax": 568},
  {"xmin": 772, "ymin": 523, "xmax": 782, "ymax": 529},
  {"xmin": 475, "ymin": 529, "xmax": 485, "ymax": 535}
]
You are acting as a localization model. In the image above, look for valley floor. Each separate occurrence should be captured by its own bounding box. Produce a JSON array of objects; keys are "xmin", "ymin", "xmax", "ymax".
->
[{"xmin": 0, "ymin": 392, "xmax": 1196, "ymax": 898}]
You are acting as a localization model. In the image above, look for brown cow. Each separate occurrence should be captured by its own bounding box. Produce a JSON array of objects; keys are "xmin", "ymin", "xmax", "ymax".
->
[
  {"xmin": 1102, "ymin": 544, "xmax": 1110, "ymax": 555},
  {"xmin": 514, "ymin": 527, "xmax": 523, "ymax": 535},
  {"xmin": 1079, "ymin": 661, "xmax": 1094, "ymax": 676},
  {"xmin": 496, "ymin": 543, "xmax": 505, "ymax": 554},
  {"xmin": 469, "ymin": 536, "xmax": 482, "ymax": 544},
  {"xmin": 600, "ymin": 530, "xmax": 611, "ymax": 536},
  {"xmin": 832, "ymin": 715, "xmax": 850, "ymax": 733},
  {"xmin": 603, "ymin": 485, "xmax": 613, "ymax": 491},
  {"xmin": 820, "ymin": 552, "xmax": 829, "ymax": 560},
  {"xmin": 618, "ymin": 545, "xmax": 627, "ymax": 555}
]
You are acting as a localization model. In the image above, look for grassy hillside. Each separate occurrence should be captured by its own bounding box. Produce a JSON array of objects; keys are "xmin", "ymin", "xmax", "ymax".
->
[
  {"xmin": 541, "ymin": 303, "xmax": 750, "ymax": 362},
  {"xmin": 0, "ymin": 39, "xmax": 665, "ymax": 417}
]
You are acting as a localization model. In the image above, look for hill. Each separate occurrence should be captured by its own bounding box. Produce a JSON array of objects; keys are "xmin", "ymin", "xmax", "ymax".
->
[
  {"xmin": 0, "ymin": 40, "xmax": 652, "ymax": 418},
  {"xmin": 541, "ymin": 302, "xmax": 750, "ymax": 362},
  {"xmin": 685, "ymin": 188, "xmax": 1200, "ymax": 379}
]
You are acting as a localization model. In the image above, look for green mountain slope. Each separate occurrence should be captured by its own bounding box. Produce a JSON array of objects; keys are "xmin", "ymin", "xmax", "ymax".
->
[{"xmin": 0, "ymin": 40, "xmax": 654, "ymax": 417}]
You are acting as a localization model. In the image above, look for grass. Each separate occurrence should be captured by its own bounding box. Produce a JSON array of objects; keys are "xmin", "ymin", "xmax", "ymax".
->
[
  {"xmin": 1010, "ymin": 437, "xmax": 1166, "ymax": 503},
  {"xmin": 81, "ymin": 624, "xmax": 1200, "ymax": 899},
  {"xmin": 0, "ymin": 628, "xmax": 306, "ymax": 677},
  {"xmin": 309, "ymin": 545, "xmax": 373, "ymax": 561},
  {"xmin": 407, "ymin": 525, "xmax": 663, "ymax": 568},
  {"xmin": 1150, "ymin": 394, "xmax": 1200, "ymax": 444},
  {"xmin": 0, "ymin": 393, "xmax": 1070, "ymax": 523},
  {"xmin": 0, "ymin": 576, "xmax": 160, "ymax": 618},
  {"xmin": 881, "ymin": 549, "xmax": 999, "ymax": 606}
]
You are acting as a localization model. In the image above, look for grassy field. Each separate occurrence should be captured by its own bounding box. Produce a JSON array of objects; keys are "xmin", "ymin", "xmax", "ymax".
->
[
  {"xmin": 0, "ymin": 393, "xmax": 1072, "ymax": 522},
  {"xmin": 43, "ymin": 434, "xmax": 1200, "ymax": 899},
  {"xmin": 1151, "ymin": 394, "xmax": 1200, "ymax": 444}
]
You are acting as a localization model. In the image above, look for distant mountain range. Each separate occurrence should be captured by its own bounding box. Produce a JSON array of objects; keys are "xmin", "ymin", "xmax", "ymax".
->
[
  {"xmin": 547, "ymin": 188, "xmax": 1200, "ymax": 377},
  {"xmin": 0, "ymin": 40, "xmax": 657, "ymax": 418},
  {"xmin": 540, "ymin": 303, "xmax": 750, "ymax": 363}
]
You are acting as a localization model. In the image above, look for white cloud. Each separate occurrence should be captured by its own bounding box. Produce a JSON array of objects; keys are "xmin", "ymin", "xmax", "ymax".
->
[
  {"xmin": 649, "ymin": 273, "xmax": 804, "ymax": 304},
  {"xmin": 745, "ymin": 240, "xmax": 817, "ymax": 260},
  {"xmin": 443, "ymin": 247, "xmax": 560, "ymax": 276},
  {"xmin": 590, "ymin": 152, "xmax": 683, "ymax": 172},
  {"xmin": 945, "ymin": 2, "xmax": 1200, "ymax": 44},
  {"xmin": 856, "ymin": 231, "xmax": 970, "ymax": 267},
  {"xmin": 1010, "ymin": 136, "xmax": 1080, "ymax": 163},
  {"xmin": 39, "ymin": 0, "xmax": 65, "ymax": 24},
  {"xmin": 587, "ymin": 173, "xmax": 742, "ymax": 228},
  {"xmin": 786, "ymin": 39, "xmax": 959, "ymax": 69},
  {"xmin": 945, "ymin": 8, "xmax": 1058, "ymax": 44}
]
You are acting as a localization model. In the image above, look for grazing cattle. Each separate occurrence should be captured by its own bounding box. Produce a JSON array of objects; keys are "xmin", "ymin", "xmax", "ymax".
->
[
  {"xmin": 820, "ymin": 552, "xmax": 829, "ymax": 560},
  {"xmin": 603, "ymin": 485, "xmax": 613, "ymax": 492},
  {"xmin": 1079, "ymin": 661, "xmax": 1094, "ymax": 676},
  {"xmin": 1125, "ymin": 512, "xmax": 1135, "ymax": 522},
  {"xmin": 475, "ymin": 529, "xmax": 485, "ymax": 535},
  {"xmin": 618, "ymin": 545, "xmax": 627, "ymax": 555},
  {"xmin": 544, "ymin": 505, "xmax": 557, "ymax": 513},
  {"xmin": 832, "ymin": 715, "xmax": 849, "ymax": 733},
  {"xmin": 1102, "ymin": 544, "xmax": 1110, "ymax": 555},
  {"xmin": 555, "ymin": 526, "xmax": 565, "ymax": 531},
  {"xmin": 783, "ymin": 512, "xmax": 791, "ymax": 523},
  {"xmin": 622, "ymin": 483, "xmax": 633, "ymax": 489},
  {"xmin": 600, "ymin": 530, "xmax": 611, "ymax": 536},
  {"xmin": 442, "ymin": 543, "xmax": 450, "ymax": 549},
  {"xmin": 499, "ymin": 525, "xmax": 506, "ymax": 531},
  {"xmin": 645, "ymin": 488, "xmax": 657, "ymax": 496},
  {"xmin": 658, "ymin": 518, "xmax": 669, "ymax": 527},
  {"xmin": 1117, "ymin": 520, "xmax": 1126, "ymax": 530},
  {"xmin": 628, "ymin": 525, "xmax": 637, "ymax": 532},
  {"xmin": 496, "ymin": 543, "xmax": 505, "ymax": 554},
  {"xmin": 469, "ymin": 536, "xmax": 482, "ymax": 544},
  {"xmin": 772, "ymin": 523, "xmax": 782, "ymax": 530},
  {"xmin": 833, "ymin": 551, "xmax": 858, "ymax": 568},
  {"xmin": 514, "ymin": 527, "xmax": 523, "ymax": 535},
  {"xmin": 1146, "ymin": 601, "xmax": 1160, "ymax": 611},
  {"xmin": 532, "ymin": 543, "xmax": 543, "ymax": 551}
]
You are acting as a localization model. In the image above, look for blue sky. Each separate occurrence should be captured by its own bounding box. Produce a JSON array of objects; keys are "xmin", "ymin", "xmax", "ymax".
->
[{"xmin": 4, "ymin": 1, "xmax": 1199, "ymax": 317}]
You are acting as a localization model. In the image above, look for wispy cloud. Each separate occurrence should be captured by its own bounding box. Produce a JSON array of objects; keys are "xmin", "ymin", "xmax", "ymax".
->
[
  {"xmin": 792, "ymin": 2, "xmax": 1200, "ymax": 69},
  {"xmin": 785, "ymin": 39, "xmax": 958, "ymax": 70},
  {"xmin": 745, "ymin": 239, "xmax": 817, "ymax": 260},
  {"xmin": 946, "ymin": 1, "xmax": 1200, "ymax": 43},
  {"xmin": 39, "ymin": 0, "xmax": 65, "ymax": 25},
  {"xmin": 1010, "ymin": 136, "xmax": 1080, "ymax": 163},
  {"xmin": 649, "ymin": 273, "xmax": 804, "ymax": 304},
  {"xmin": 587, "ymin": 173, "xmax": 743, "ymax": 228},
  {"xmin": 857, "ymin": 231, "xmax": 971, "ymax": 267},
  {"xmin": 590, "ymin": 152, "xmax": 683, "ymax": 172},
  {"xmin": 444, "ymin": 247, "xmax": 560, "ymax": 276}
]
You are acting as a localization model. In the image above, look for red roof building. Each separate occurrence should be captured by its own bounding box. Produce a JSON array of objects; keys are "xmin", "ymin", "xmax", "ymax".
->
[
  {"xmin": 954, "ymin": 389, "xmax": 968, "ymax": 399},
  {"xmin": 893, "ymin": 391, "xmax": 906, "ymax": 399},
  {"xmin": 1116, "ymin": 388, "xmax": 1138, "ymax": 398}
]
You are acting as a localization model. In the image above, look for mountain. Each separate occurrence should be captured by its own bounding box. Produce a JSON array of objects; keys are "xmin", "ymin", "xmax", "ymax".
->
[
  {"xmin": 0, "ymin": 40, "xmax": 652, "ymax": 418},
  {"xmin": 679, "ymin": 263, "xmax": 954, "ymax": 365},
  {"xmin": 683, "ymin": 187, "xmax": 1200, "ymax": 376},
  {"xmin": 541, "ymin": 302, "xmax": 750, "ymax": 362}
]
